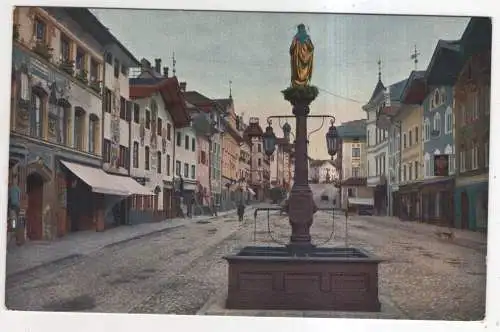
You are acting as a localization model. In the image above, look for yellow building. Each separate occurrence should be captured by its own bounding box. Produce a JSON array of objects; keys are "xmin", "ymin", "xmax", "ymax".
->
[
  {"xmin": 215, "ymin": 98, "xmax": 242, "ymax": 209},
  {"xmin": 393, "ymin": 71, "xmax": 427, "ymax": 220}
]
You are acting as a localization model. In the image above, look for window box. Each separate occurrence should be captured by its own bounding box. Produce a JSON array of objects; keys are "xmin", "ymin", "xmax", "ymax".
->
[
  {"xmin": 58, "ymin": 59, "xmax": 75, "ymax": 76},
  {"xmin": 75, "ymin": 69, "xmax": 89, "ymax": 85},
  {"xmin": 89, "ymin": 80, "xmax": 102, "ymax": 94},
  {"xmin": 32, "ymin": 41, "xmax": 53, "ymax": 61}
]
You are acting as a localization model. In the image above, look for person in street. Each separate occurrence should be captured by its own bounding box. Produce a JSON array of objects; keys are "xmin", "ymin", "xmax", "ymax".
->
[{"xmin": 237, "ymin": 203, "xmax": 245, "ymax": 222}]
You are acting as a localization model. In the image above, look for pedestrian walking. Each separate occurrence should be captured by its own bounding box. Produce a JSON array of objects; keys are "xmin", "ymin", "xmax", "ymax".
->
[{"xmin": 237, "ymin": 202, "xmax": 245, "ymax": 222}]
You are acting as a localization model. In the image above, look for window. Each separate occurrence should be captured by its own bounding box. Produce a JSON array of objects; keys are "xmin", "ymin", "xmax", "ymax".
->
[
  {"xmin": 133, "ymin": 103, "xmax": 140, "ymax": 123},
  {"xmin": 118, "ymin": 145, "xmax": 129, "ymax": 169},
  {"xmin": 60, "ymin": 34, "xmax": 70, "ymax": 62},
  {"xmin": 57, "ymin": 103, "xmax": 68, "ymax": 144},
  {"xmin": 184, "ymin": 163, "xmax": 189, "ymax": 178},
  {"xmin": 185, "ymin": 135, "xmax": 189, "ymax": 150},
  {"xmin": 347, "ymin": 188, "xmax": 355, "ymax": 197},
  {"xmin": 258, "ymin": 144, "xmax": 262, "ymax": 153},
  {"xmin": 167, "ymin": 123, "xmax": 172, "ymax": 140},
  {"xmin": 103, "ymin": 139, "xmax": 111, "ymax": 163},
  {"xmin": 433, "ymin": 113, "xmax": 441, "ymax": 135},
  {"xmin": 408, "ymin": 164, "xmax": 413, "ymax": 181},
  {"xmin": 460, "ymin": 150, "xmax": 466, "ymax": 172},
  {"xmin": 166, "ymin": 154, "xmax": 171, "ymax": 176},
  {"xmin": 403, "ymin": 164, "xmax": 407, "ymax": 182},
  {"xmin": 485, "ymin": 142, "xmax": 489, "ymax": 168},
  {"xmin": 352, "ymin": 167, "xmax": 360, "ymax": 177},
  {"xmin": 104, "ymin": 89, "xmax": 112, "ymax": 113},
  {"xmin": 425, "ymin": 156, "xmax": 431, "ymax": 177},
  {"xmin": 414, "ymin": 160, "xmax": 419, "ymax": 179},
  {"xmin": 133, "ymin": 142, "xmax": 139, "ymax": 168},
  {"xmin": 191, "ymin": 165, "xmax": 196, "ymax": 179},
  {"xmin": 34, "ymin": 18, "xmax": 46, "ymax": 42},
  {"xmin": 176, "ymin": 132, "xmax": 181, "ymax": 146},
  {"xmin": 449, "ymin": 154, "xmax": 456, "ymax": 174},
  {"xmin": 145, "ymin": 146, "xmax": 150, "ymax": 170},
  {"xmin": 423, "ymin": 118, "xmax": 431, "ymax": 142},
  {"xmin": 105, "ymin": 53, "xmax": 113, "ymax": 65},
  {"xmin": 88, "ymin": 115, "xmax": 99, "ymax": 154},
  {"xmin": 74, "ymin": 108, "xmax": 85, "ymax": 150},
  {"xmin": 258, "ymin": 158, "xmax": 262, "ymax": 166},
  {"xmin": 352, "ymin": 147, "xmax": 360, "ymax": 158},
  {"xmin": 409, "ymin": 130, "xmax": 413, "ymax": 147},
  {"xmin": 157, "ymin": 118, "xmax": 163, "ymax": 136},
  {"xmin": 414, "ymin": 126, "xmax": 419, "ymax": 143},
  {"xmin": 175, "ymin": 160, "xmax": 181, "ymax": 176},
  {"xmin": 472, "ymin": 142, "xmax": 479, "ymax": 170},
  {"xmin": 145, "ymin": 110, "xmax": 151, "ymax": 129},
  {"xmin": 120, "ymin": 97, "xmax": 126, "ymax": 120},
  {"xmin": 121, "ymin": 64, "xmax": 128, "ymax": 76},
  {"xmin": 200, "ymin": 151, "xmax": 207, "ymax": 165},
  {"xmin": 76, "ymin": 47, "xmax": 85, "ymax": 71},
  {"xmin": 157, "ymin": 151, "xmax": 162, "ymax": 173},
  {"xmin": 192, "ymin": 138, "xmax": 196, "ymax": 152},
  {"xmin": 403, "ymin": 133, "xmax": 407, "ymax": 149},
  {"xmin": 114, "ymin": 59, "xmax": 120, "ymax": 78},
  {"xmin": 445, "ymin": 107, "xmax": 453, "ymax": 134},
  {"xmin": 89, "ymin": 58, "xmax": 99, "ymax": 83}
]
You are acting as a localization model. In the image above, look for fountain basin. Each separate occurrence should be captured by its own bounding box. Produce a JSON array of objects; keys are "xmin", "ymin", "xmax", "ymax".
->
[{"xmin": 224, "ymin": 246, "xmax": 382, "ymax": 312}]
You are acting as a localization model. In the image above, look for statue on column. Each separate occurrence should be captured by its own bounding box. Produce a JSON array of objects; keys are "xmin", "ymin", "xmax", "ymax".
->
[{"xmin": 289, "ymin": 24, "xmax": 314, "ymax": 87}]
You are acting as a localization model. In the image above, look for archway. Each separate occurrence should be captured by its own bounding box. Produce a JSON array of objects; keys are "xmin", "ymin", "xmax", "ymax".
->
[
  {"xmin": 460, "ymin": 191, "xmax": 469, "ymax": 230},
  {"xmin": 26, "ymin": 172, "xmax": 45, "ymax": 240}
]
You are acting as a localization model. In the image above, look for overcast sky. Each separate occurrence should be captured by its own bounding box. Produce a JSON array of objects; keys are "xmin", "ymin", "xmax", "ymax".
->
[{"xmin": 91, "ymin": 9, "xmax": 469, "ymax": 158}]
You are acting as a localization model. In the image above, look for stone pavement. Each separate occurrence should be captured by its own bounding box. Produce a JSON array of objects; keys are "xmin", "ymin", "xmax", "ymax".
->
[{"xmin": 5, "ymin": 207, "xmax": 254, "ymax": 278}]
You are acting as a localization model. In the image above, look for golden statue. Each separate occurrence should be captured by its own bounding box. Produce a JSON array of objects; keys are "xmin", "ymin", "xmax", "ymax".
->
[{"xmin": 290, "ymin": 24, "xmax": 314, "ymax": 87}]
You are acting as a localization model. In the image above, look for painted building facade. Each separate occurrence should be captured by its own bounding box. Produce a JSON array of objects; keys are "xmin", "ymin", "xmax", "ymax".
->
[
  {"xmin": 9, "ymin": 7, "xmax": 148, "ymax": 241},
  {"xmin": 453, "ymin": 18, "xmax": 491, "ymax": 231},
  {"xmin": 128, "ymin": 59, "xmax": 190, "ymax": 220}
]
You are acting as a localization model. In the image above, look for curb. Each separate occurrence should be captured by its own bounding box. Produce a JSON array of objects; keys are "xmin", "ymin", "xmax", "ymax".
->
[{"xmin": 6, "ymin": 253, "xmax": 84, "ymax": 280}]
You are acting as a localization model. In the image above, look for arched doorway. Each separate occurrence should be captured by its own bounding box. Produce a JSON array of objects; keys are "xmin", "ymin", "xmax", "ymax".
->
[
  {"xmin": 26, "ymin": 172, "xmax": 45, "ymax": 240},
  {"xmin": 460, "ymin": 191, "xmax": 469, "ymax": 230}
]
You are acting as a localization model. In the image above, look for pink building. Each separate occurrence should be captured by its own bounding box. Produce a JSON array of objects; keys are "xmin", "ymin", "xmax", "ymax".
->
[{"xmin": 196, "ymin": 133, "xmax": 211, "ymax": 205}]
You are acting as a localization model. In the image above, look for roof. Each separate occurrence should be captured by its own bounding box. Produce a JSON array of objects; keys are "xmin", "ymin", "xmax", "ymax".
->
[
  {"xmin": 400, "ymin": 71, "xmax": 427, "ymax": 104},
  {"xmin": 184, "ymin": 91, "xmax": 214, "ymax": 106},
  {"xmin": 425, "ymin": 39, "xmax": 463, "ymax": 86},
  {"xmin": 387, "ymin": 79, "xmax": 408, "ymax": 103},
  {"xmin": 243, "ymin": 122, "xmax": 263, "ymax": 141},
  {"xmin": 64, "ymin": 8, "xmax": 140, "ymax": 66},
  {"xmin": 341, "ymin": 177, "xmax": 367, "ymax": 186},
  {"xmin": 129, "ymin": 76, "xmax": 190, "ymax": 128},
  {"xmin": 213, "ymin": 98, "xmax": 233, "ymax": 111},
  {"xmin": 368, "ymin": 79, "xmax": 385, "ymax": 104},
  {"xmin": 337, "ymin": 119, "xmax": 366, "ymax": 139}
]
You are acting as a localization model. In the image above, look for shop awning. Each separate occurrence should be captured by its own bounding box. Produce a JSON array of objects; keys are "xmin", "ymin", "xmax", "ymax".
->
[
  {"xmin": 120, "ymin": 177, "xmax": 154, "ymax": 196},
  {"xmin": 61, "ymin": 161, "xmax": 129, "ymax": 196},
  {"xmin": 61, "ymin": 161, "xmax": 153, "ymax": 196},
  {"xmin": 348, "ymin": 197, "xmax": 374, "ymax": 206}
]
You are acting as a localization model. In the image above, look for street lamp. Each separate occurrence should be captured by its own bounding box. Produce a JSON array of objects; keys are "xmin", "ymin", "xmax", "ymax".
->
[
  {"xmin": 325, "ymin": 119, "xmax": 339, "ymax": 158},
  {"xmin": 262, "ymin": 119, "xmax": 277, "ymax": 157}
]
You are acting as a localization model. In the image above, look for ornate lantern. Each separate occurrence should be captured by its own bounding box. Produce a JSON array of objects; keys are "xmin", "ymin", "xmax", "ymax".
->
[
  {"xmin": 325, "ymin": 120, "xmax": 338, "ymax": 157},
  {"xmin": 262, "ymin": 120, "xmax": 277, "ymax": 156}
]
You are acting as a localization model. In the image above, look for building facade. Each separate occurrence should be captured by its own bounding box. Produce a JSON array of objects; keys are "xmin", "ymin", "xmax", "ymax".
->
[
  {"xmin": 309, "ymin": 160, "xmax": 339, "ymax": 184},
  {"xmin": 128, "ymin": 58, "xmax": 190, "ymax": 220},
  {"xmin": 218, "ymin": 98, "xmax": 242, "ymax": 210},
  {"xmin": 453, "ymin": 18, "xmax": 491, "ymax": 231},
  {"xmin": 9, "ymin": 7, "xmax": 150, "ymax": 241}
]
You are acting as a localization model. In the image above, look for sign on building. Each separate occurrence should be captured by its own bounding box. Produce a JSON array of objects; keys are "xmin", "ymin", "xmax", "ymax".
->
[{"xmin": 434, "ymin": 154, "xmax": 449, "ymax": 177}]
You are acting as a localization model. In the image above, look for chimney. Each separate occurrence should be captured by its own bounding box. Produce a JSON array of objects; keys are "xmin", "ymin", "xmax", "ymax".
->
[
  {"xmin": 140, "ymin": 58, "xmax": 151, "ymax": 70},
  {"xmin": 154, "ymin": 58, "xmax": 162, "ymax": 75},
  {"xmin": 163, "ymin": 66, "xmax": 169, "ymax": 78},
  {"xmin": 180, "ymin": 82, "xmax": 187, "ymax": 92}
]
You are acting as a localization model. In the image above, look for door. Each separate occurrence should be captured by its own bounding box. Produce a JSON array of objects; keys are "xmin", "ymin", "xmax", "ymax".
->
[
  {"xmin": 26, "ymin": 172, "xmax": 44, "ymax": 240},
  {"xmin": 460, "ymin": 191, "xmax": 469, "ymax": 230}
]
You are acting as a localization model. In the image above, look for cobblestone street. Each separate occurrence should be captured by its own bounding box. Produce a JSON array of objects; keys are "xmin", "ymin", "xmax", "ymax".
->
[{"xmin": 5, "ymin": 210, "xmax": 486, "ymax": 320}]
